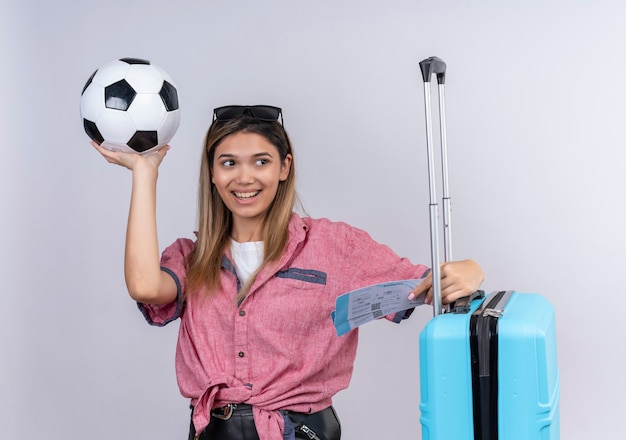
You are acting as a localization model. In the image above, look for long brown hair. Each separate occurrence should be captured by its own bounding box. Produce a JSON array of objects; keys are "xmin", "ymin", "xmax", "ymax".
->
[{"xmin": 186, "ymin": 116, "xmax": 297, "ymax": 301}]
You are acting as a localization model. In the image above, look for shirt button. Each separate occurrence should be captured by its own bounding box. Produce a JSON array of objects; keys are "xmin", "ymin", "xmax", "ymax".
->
[
  {"xmin": 239, "ymin": 310, "xmax": 246, "ymax": 316},
  {"xmin": 238, "ymin": 351, "xmax": 245, "ymax": 358}
]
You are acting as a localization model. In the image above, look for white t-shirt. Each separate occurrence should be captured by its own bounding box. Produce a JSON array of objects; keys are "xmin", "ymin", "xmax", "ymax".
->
[{"xmin": 230, "ymin": 239, "xmax": 264, "ymax": 284}]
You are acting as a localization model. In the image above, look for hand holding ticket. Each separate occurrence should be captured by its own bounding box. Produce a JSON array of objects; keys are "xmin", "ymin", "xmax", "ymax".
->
[{"xmin": 331, "ymin": 279, "xmax": 427, "ymax": 336}]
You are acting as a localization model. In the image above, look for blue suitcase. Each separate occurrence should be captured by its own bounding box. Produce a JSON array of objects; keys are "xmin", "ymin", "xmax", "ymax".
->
[
  {"xmin": 417, "ymin": 57, "xmax": 560, "ymax": 439},
  {"xmin": 419, "ymin": 290, "xmax": 560, "ymax": 439}
]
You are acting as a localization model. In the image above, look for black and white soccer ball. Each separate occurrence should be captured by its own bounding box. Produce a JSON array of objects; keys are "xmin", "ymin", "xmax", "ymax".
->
[{"xmin": 80, "ymin": 57, "xmax": 180, "ymax": 155}]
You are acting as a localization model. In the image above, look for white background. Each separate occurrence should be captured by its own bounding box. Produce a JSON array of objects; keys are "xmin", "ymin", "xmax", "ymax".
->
[{"xmin": 1, "ymin": 0, "xmax": 624, "ymax": 438}]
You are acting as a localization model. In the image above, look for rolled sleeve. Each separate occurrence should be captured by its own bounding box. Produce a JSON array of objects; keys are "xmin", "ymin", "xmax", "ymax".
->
[{"xmin": 137, "ymin": 238, "xmax": 194, "ymax": 326}]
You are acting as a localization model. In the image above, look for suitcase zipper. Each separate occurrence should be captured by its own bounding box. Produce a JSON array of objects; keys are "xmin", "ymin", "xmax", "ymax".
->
[
  {"xmin": 480, "ymin": 290, "xmax": 513, "ymax": 319},
  {"xmin": 474, "ymin": 291, "xmax": 516, "ymax": 379},
  {"xmin": 470, "ymin": 291, "xmax": 513, "ymax": 440},
  {"xmin": 474, "ymin": 291, "xmax": 507, "ymax": 377}
]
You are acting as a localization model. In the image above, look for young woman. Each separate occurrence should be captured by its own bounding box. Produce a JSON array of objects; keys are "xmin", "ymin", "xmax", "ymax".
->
[{"xmin": 94, "ymin": 105, "xmax": 484, "ymax": 440}]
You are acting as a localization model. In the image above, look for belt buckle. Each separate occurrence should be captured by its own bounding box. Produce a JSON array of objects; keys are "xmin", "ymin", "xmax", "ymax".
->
[{"xmin": 212, "ymin": 403, "xmax": 237, "ymax": 421}]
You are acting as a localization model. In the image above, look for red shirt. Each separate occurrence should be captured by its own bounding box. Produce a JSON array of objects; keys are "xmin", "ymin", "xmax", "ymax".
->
[{"xmin": 139, "ymin": 214, "xmax": 428, "ymax": 440}]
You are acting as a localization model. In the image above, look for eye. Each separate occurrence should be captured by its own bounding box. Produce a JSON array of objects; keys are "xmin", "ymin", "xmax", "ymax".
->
[
  {"xmin": 255, "ymin": 158, "xmax": 269, "ymax": 166},
  {"xmin": 222, "ymin": 159, "xmax": 235, "ymax": 167}
]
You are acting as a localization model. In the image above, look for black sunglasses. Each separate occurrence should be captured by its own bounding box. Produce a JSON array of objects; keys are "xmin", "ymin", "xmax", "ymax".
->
[{"xmin": 213, "ymin": 105, "xmax": 284, "ymax": 125}]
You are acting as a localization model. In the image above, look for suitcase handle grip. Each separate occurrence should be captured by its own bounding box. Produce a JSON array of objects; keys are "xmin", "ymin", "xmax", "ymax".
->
[
  {"xmin": 419, "ymin": 56, "xmax": 446, "ymax": 84},
  {"xmin": 451, "ymin": 290, "xmax": 485, "ymax": 314}
]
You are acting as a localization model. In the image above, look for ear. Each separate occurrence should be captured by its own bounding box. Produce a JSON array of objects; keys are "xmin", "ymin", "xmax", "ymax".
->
[{"xmin": 279, "ymin": 154, "xmax": 293, "ymax": 181}]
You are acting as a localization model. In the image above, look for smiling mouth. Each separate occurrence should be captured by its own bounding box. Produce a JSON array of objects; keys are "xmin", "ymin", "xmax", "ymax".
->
[{"xmin": 233, "ymin": 191, "xmax": 260, "ymax": 199}]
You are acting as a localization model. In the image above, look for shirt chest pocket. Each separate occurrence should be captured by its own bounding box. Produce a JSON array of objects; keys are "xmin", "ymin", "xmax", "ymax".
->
[
  {"xmin": 250, "ymin": 267, "xmax": 335, "ymax": 334},
  {"xmin": 253, "ymin": 268, "xmax": 330, "ymax": 337}
]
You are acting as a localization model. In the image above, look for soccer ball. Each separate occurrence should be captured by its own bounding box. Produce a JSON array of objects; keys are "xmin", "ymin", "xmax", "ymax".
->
[{"xmin": 80, "ymin": 57, "xmax": 180, "ymax": 155}]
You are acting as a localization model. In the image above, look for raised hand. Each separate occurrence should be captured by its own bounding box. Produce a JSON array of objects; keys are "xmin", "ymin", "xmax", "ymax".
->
[{"xmin": 91, "ymin": 141, "xmax": 170, "ymax": 173}]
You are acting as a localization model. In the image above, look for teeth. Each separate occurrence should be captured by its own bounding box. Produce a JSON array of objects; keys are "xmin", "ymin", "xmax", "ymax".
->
[{"xmin": 234, "ymin": 191, "xmax": 259, "ymax": 199}]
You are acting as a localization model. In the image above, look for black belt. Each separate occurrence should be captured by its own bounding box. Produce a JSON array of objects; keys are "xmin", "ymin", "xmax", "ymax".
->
[{"xmin": 211, "ymin": 403, "xmax": 253, "ymax": 420}]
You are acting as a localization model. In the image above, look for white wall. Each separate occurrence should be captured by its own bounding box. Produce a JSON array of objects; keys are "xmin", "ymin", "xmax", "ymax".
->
[{"xmin": 2, "ymin": 0, "xmax": 624, "ymax": 438}]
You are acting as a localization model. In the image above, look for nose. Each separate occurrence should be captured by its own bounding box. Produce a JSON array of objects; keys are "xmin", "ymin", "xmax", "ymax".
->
[{"xmin": 235, "ymin": 164, "xmax": 254, "ymax": 185}]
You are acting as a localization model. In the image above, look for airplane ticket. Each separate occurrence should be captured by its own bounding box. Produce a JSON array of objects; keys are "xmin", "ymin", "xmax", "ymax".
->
[{"xmin": 332, "ymin": 279, "xmax": 427, "ymax": 336}]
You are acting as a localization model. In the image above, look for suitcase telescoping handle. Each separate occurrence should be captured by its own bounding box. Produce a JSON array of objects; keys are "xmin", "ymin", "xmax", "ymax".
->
[{"xmin": 419, "ymin": 56, "xmax": 451, "ymax": 317}]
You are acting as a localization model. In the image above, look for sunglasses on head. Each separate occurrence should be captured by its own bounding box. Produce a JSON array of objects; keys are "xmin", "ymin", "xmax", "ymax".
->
[{"xmin": 212, "ymin": 105, "xmax": 284, "ymax": 125}]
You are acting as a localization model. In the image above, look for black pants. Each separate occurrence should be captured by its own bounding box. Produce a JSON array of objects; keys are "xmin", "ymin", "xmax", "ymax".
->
[{"xmin": 189, "ymin": 405, "xmax": 341, "ymax": 440}]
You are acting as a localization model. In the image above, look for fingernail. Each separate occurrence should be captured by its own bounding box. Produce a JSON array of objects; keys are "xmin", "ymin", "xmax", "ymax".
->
[
  {"xmin": 408, "ymin": 293, "xmax": 415, "ymax": 301},
  {"xmin": 424, "ymin": 297, "xmax": 431, "ymax": 305}
]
